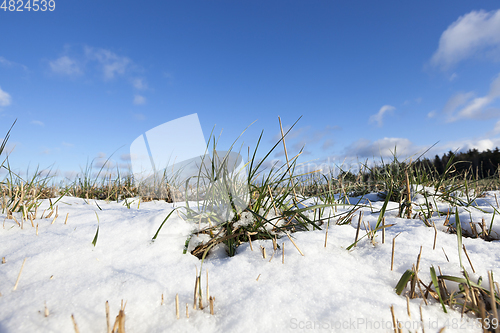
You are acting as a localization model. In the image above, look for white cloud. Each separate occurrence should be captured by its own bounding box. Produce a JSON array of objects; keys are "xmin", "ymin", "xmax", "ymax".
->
[
  {"xmin": 431, "ymin": 9, "xmax": 500, "ymax": 69},
  {"xmin": 291, "ymin": 139, "xmax": 311, "ymax": 155},
  {"xmin": 272, "ymin": 125, "xmax": 310, "ymax": 142},
  {"xmin": 444, "ymin": 73, "xmax": 500, "ymax": 122},
  {"xmin": 271, "ymin": 124, "xmax": 339, "ymax": 156},
  {"xmin": 273, "ymin": 150, "xmax": 284, "ymax": 158},
  {"xmin": 85, "ymin": 47, "xmax": 131, "ymax": 80},
  {"xmin": 444, "ymin": 137, "xmax": 500, "ymax": 153},
  {"xmin": 322, "ymin": 139, "xmax": 335, "ymax": 150},
  {"xmin": 457, "ymin": 96, "xmax": 490, "ymax": 118},
  {"xmin": 427, "ymin": 110, "xmax": 437, "ymax": 118},
  {"xmin": 132, "ymin": 113, "xmax": 146, "ymax": 120},
  {"xmin": 273, "ymin": 124, "xmax": 339, "ymax": 142},
  {"xmin": 369, "ymin": 105, "xmax": 395, "ymax": 127},
  {"xmin": 258, "ymin": 158, "xmax": 283, "ymax": 172},
  {"xmin": 449, "ymin": 73, "xmax": 458, "ymax": 81},
  {"xmin": 132, "ymin": 78, "xmax": 147, "ymax": 90},
  {"xmin": 31, "ymin": 120, "xmax": 44, "ymax": 126},
  {"xmin": 119, "ymin": 163, "xmax": 132, "ymax": 170},
  {"xmin": 0, "ymin": 57, "xmax": 13, "ymax": 66},
  {"xmin": 64, "ymin": 170, "xmax": 78, "ymax": 180},
  {"xmin": 39, "ymin": 169, "xmax": 58, "ymax": 177},
  {"xmin": 133, "ymin": 95, "xmax": 146, "ymax": 105},
  {"xmin": 49, "ymin": 56, "xmax": 82, "ymax": 76},
  {"xmin": 464, "ymin": 139, "xmax": 495, "ymax": 152},
  {"xmin": 0, "ymin": 87, "xmax": 12, "ymax": 107},
  {"xmin": 312, "ymin": 125, "xmax": 340, "ymax": 142},
  {"xmin": 403, "ymin": 98, "xmax": 422, "ymax": 107},
  {"xmin": 0, "ymin": 56, "xmax": 28, "ymax": 71},
  {"xmin": 443, "ymin": 91, "xmax": 475, "ymax": 115},
  {"xmin": 1, "ymin": 143, "xmax": 16, "ymax": 155},
  {"xmin": 344, "ymin": 137, "xmax": 418, "ymax": 158},
  {"xmin": 94, "ymin": 159, "xmax": 115, "ymax": 169},
  {"xmin": 120, "ymin": 154, "xmax": 132, "ymax": 162},
  {"xmin": 92, "ymin": 152, "xmax": 116, "ymax": 169},
  {"xmin": 48, "ymin": 46, "xmax": 150, "ymax": 93}
]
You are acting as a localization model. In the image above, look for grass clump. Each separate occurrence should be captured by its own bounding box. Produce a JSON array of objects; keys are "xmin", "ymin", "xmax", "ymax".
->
[
  {"xmin": 152, "ymin": 118, "xmax": 328, "ymax": 258},
  {"xmin": 1, "ymin": 121, "xmax": 62, "ymax": 217}
]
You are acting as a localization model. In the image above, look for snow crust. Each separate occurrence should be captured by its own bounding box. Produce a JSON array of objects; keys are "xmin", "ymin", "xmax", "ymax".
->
[{"xmin": 1, "ymin": 192, "xmax": 500, "ymax": 332}]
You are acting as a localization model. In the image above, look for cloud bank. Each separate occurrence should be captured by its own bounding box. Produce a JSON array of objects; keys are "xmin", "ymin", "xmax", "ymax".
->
[
  {"xmin": 0, "ymin": 87, "xmax": 12, "ymax": 107},
  {"xmin": 48, "ymin": 46, "xmax": 148, "ymax": 106},
  {"xmin": 431, "ymin": 9, "xmax": 500, "ymax": 70},
  {"xmin": 344, "ymin": 137, "xmax": 419, "ymax": 158},
  {"xmin": 49, "ymin": 56, "xmax": 82, "ymax": 76},
  {"xmin": 444, "ymin": 73, "xmax": 500, "ymax": 122}
]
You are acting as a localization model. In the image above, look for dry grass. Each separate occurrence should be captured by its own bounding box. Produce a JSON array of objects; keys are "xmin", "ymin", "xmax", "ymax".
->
[{"xmin": 4, "ymin": 119, "xmax": 500, "ymax": 331}]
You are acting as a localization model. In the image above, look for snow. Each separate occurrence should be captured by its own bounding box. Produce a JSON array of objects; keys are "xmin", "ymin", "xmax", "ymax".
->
[{"xmin": 1, "ymin": 192, "xmax": 500, "ymax": 332}]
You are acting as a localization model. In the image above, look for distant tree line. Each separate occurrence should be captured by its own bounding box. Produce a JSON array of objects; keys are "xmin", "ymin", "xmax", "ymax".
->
[
  {"xmin": 422, "ymin": 148, "xmax": 500, "ymax": 179},
  {"xmin": 361, "ymin": 148, "xmax": 500, "ymax": 182}
]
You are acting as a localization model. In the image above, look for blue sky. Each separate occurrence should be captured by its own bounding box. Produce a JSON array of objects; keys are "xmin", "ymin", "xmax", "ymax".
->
[{"xmin": 1, "ymin": 0, "xmax": 500, "ymax": 180}]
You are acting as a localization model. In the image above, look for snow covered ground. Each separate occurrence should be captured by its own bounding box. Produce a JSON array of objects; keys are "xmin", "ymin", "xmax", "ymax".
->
[{"xmin": 1, "ymin": 191, "xmax": 500, "ymax": 332}]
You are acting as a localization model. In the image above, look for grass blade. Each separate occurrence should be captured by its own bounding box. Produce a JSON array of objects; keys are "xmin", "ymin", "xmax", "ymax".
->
[
  {"xmin": 395, "ymin": 269, "xmax": 415, "ymax": 295},
  {"xmin": 92, "ymin": 212, "xmax": 100, "ymax": 247},
  {"xmin": 454, "ymin": 208, "xmax": 464, "ymax": 270},
  {"xmin": 374, "ymin": 189, "xmax": 392, "ymax": 231},
  {"xmin": 430, "ymin": 265, "xmax": 447, "ymax": 313},
  {"xmin": 152, "ymin": 208, "xmax": 179, "ymax": 240}
]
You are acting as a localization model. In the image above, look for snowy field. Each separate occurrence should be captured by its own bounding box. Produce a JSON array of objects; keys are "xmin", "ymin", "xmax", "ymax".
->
[{"xmin": 1, "ymin": 191, "xmax": 500, "ymax": 333}]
